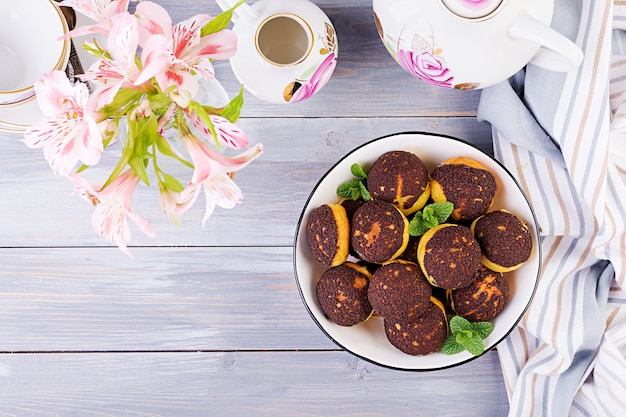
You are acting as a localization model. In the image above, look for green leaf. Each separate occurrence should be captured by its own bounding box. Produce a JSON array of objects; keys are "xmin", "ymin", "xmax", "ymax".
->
[
  {"xmin": 101, "ymin": 89, "xmax": 143, "ymax": 117},
  {"xmin": 161, "ymin": 172, "xmax": 185, "ymax": 193},
  {"xmin": 350, "ymin": 163, "xmax": 368, "ymax": 179},
  {"xmin": 471, "ymin": 321, "xmax": 494, "ymax": 339},
  {"xmin": 429, "ymin": 202, "xmax": 454, "ymax": 223},
  {"xmin": 462, "ymin": 335, "xmax": 486, "ymax": 356},
  {"xmin": 219, "ymin": 85, "xmax": 245, "ymax": 123},
  {"xmin": 443, "ymin": 316, "xmax": 493, "ymax": 356},
  {"xmin": 155, "ymin": 135, "xmax": 193, "ymax": 168},
  {"xmin": 455, "ymin": 329, "xmax": 474, "ymax": 346},
  {"xmin": 200, "ymin": 0, "xmax": 246, "ymax": 36},
  {"xmin": 422, "ymin": 208, "xmax": 439, "ymax": 229},
  {"xmin": 407, "ymin": 201, "xmax": 455, "ymax": 237},
  {"xmin": 449, "ymin": 316, "xmax": 473, "ymax": 334},
  {"xmin": 441, "ymin": 335, "xmax": 466, "ymax": 355},
  {"xmin": 358, "ymin": 181, "xmax": 371, "ymax": 201},
  {"xmin": 408, "ymin": 212, "xmax": 429, "ymax": 237},
  {"xmin": 337, "ymin": 180, "xmax": 362, "ymax": 200},
  {"xmin": 129, "ymin": 155, "xmax": 150, "ymax": 186}
]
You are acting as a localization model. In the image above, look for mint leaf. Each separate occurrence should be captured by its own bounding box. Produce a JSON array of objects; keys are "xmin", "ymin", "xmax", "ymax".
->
[
  {"xmin": 463, "ymin": 336, "xmax": 486, "ymax": 356},
  {"xmin": 449, "ymin": 316, "xmax": 473, "ymax": 334},
  {"xmin": 337, "ymin": 180, "xmax": 362, "ymax": 200},
  {"xmin": 455, "ymin": 330, "xmax": 474, "ymax": 346},
  {"xmin": 408, "ymin": 212, "xmax": 429, "ymax": 236},
  {"xmin": 443, "ymin": 316, "xmax": 493, "ymax": 356},
  {"xmin": 408, "ymin": 201, "xmax": 455, "ymax": 237},
  {"xmin": 350, "ymin": 163, "xmax": 368, "ymax": 179},
  {"xmin": 429, "ymin": 202, "xmax": 454, "ymax": 223},
  {"xmin": 358, "ymin": 181, "xmax": 371, "ymax": 201},
  {"xmin": 471, "ymin": 321, "xmax": 494, "ymax": 339},
  {"xmin": 337, "ymin": 164, "xmax": 370, "ymax": 201},
  {"xmin": 422, "ymin": 207, "xmax": 439, "ymax": 229},
  {"xmin": 441, "ymin": 336, "xmax": 465, "ymax": 355}
]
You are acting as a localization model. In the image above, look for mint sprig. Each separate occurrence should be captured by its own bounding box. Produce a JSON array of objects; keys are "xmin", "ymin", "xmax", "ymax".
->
[
  {"xmin": 337, "ymin": 163, "xmax": 371, "ymax": 201},
  {"xmin": 408, "ymin": 202, "xmax": 454, "ymax": 236},
  {"xmin": 442, "ymin": 316, "xmax": 494, "ymax": 356}
]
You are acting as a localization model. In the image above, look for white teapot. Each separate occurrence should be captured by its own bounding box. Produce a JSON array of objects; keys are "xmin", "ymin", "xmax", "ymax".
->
[
  {"xmin": 373, "ymin": 0, "xmax": 584, "ymax": 90},
  {"xmin": 216, "ymin": 0, "xmax": 338, "ymax": 103}
]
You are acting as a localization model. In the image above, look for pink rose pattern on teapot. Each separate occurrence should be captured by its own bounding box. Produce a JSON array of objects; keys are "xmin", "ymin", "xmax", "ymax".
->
[{"xmin": 375, "ymin": 14, "xmax": 465, "ymax": 89}]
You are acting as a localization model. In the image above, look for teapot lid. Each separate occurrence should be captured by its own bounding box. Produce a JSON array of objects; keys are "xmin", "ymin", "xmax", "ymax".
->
[{"xmin": 440, "ymin": 0, "xmax": 504, "ymax": 19}]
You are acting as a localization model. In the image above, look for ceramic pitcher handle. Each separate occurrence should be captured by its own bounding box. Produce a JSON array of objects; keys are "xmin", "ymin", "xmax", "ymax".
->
[
  {"xmin": 509, "ymin": 13, "xmax": 584, "ymax": 72},
  {"xmin": 215, "ymin": 0, "xmax": 258, "ymax": 24}
]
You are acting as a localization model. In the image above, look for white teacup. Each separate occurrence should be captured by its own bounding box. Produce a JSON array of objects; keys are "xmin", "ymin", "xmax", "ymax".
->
[
  {"xmin": 0, "ymin": 44, "xmax": 23, "ymax": 92},
  {"xmin": 0, "ymin": 0, "xmax": 70, "ymax": 107},
  {"xmin": 217, "ymin": 0, "xmax": 338, "ymax": 104}
]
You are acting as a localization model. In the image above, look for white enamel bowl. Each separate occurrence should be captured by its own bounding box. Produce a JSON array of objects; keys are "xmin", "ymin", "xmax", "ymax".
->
[
  {"xmin": 0, "ymin": 0, "xmax": 70, "ymax": 107},
  {"xmin": 294, "ymin": 132, "xmax": 541, "ymax": 371}
]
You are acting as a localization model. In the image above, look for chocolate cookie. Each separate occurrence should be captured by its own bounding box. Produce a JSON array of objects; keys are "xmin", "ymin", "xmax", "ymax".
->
[
  {"xmin": 417, "ymin": 224, "xmax": 482, "ymax": 289},
  {"xmin": 306, "ymin": 203, "xmax": 350, "ymax": 267},
  {"xmin": 471, "ymin": 210, "xmax": 533, "ymax": 272},
  {"xmin": 430, "ymin": 156, "xmax": 497, "ymax": 221},
  {"xmin": 351, "ymin": 200, "xmax": 409, "ymax": 264},
  {"xmin": 316, "ymin": 262, "xmax": 373, "ymax": 327},
  {"xmin": 448, "ymin": 267, "xmax": 510, "ymax": 322},
  {"xmin": 367, "ymin": 260, "xmax": 432, "ymax": 322},
  {"xmin": 367, "ymin": 150, "xmax": 431, "ymax": 215},
  {"xmin": 383, "ymin": 297, "xmax": 448, "ymax": 355}
]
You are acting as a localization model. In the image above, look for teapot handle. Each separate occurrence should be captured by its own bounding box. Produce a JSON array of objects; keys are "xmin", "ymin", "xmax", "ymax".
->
[
  {"xmin": 215, "ymin": 0, "xmax": 258, "ymax": 24},
  {"xmin": 509, "ymin": 13, "xmax": 584, "ymax": 72}
]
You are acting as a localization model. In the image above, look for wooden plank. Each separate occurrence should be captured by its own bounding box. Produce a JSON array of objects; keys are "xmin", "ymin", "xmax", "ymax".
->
[
  {"xmin": 0, "ymin": 246, "xmax": 331, "ymax": 351},
  {"xmin": 0, "ymin": 117, "xmax": 492, "ymax": 247},
  {"xmin": 0, "ymin": 350, "xmax": 508, "ymax": 416}
]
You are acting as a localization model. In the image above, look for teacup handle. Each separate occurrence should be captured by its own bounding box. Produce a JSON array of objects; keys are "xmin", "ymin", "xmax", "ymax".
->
[
  {"xmin": 509, "ymin": 13, "xmax": 584, "ymax": 72},
  {"xmin": 216, "ymin": 0, "xmax": 259, "ymax": 24}
]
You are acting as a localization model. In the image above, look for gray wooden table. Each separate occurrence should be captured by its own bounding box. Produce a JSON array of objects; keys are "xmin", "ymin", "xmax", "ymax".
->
[{"xmin": 0, "ymin": 1, "xmax": 509, "ymax": 415}]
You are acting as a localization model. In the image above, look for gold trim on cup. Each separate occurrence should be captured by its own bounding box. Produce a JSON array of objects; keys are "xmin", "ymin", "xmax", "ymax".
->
[{"xmin": 254, "ymin": 13, "xmax": 315, "ymax": 68}]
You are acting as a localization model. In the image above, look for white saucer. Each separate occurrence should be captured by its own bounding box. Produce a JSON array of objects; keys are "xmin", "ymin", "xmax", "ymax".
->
[{"xmin": 0, "ymin": 95, "xmax": 44, "ymax": 132}]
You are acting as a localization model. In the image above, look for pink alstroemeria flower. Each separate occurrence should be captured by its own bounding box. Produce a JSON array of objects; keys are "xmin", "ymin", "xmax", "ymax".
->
[
  {"xmin": 178, "ymin": 134, "xmax": 263, "ymax": 225},
  {"xmin": 82, "ymin": 11, "xmax": 167, "ymax": 109},
  {"xmin": 70, "ymin": 170, "xmax": 156, "ymax": 256},
  {"xmin": 290, "ymin": 52, "xmax": 337, "ymax": 103},
  {"xmin": 159, "ymin": 186, "xmax": 184, "ymax": 227},
  {"xmin": 134, "ymin": 1, "xmax": 237, "ymax": 106},
  {"xmin": 58, "ymin": 0, "xmax": 135, "ymax": 38},
  {"xmin": 24, "ymin": 70, "xmax": 103, "ymax": 174},
  {"xmin": 187, "ymin": 113, "xmax": 249, "ymax": 149}
]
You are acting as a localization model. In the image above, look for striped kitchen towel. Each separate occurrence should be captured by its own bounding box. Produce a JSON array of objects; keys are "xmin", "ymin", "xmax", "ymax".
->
[{"xmin": 477, "ymin": 0, "xmax": 626, "ymax": 416}]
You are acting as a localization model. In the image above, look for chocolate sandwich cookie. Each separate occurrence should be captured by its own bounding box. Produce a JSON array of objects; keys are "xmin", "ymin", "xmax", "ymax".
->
[
  {"xmin": 471, "ymin": 210, "xmax": 533, "ymax": 273},
  {"xmin": 417, "ymin": 223, "xmax": 482, "ymax": 289},
  {"xmin": 367, "ymin": 150, "xmax": 431, "ymax": 215},
  {"xmin": 367, "ymin": 260, "xmax": 432, "ymax": 322},
  {"xmin": 430, "ymin": 156, "xmax": 497, "ymax": 221},
  {"xmin": 305, "ymin": 203, "xmax": 350, "ymax": 267},
  {"xmin": 339, "ymin": 197, "xmax": 366, "ymax": 258},
  {"xmin": 316, "ymin": 262, "xmax": 373, "ymax": 327},
  {"xmin": 383, "ymin": 297, "xmax": 448, "ymax": 355},
  {"xmin": 448, "ymin": 267, "xmax": 510, "ymax": 322},
  {"xmin": 351, "ymin": 200, "xmax": 409, "ymax": 264}
]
